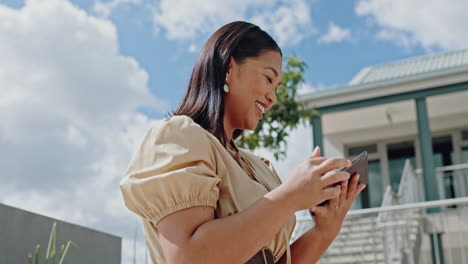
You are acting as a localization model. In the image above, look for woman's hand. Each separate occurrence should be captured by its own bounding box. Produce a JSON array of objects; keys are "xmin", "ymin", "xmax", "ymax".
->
[
  {"xmin": 286, "ymin": 148, "xmax": 365, "ymax": 264},
  {"xmin": 278, "ymin": 146, "xmax": 352, "ymax": 212},
  {"xmin": 310, "ymin": 172, "xmax": 366, "ymax": 241}
]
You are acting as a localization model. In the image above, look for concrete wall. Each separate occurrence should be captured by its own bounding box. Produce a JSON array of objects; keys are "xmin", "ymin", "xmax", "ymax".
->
[{"xmin": 0, "ymin": 203, "xmax": 121, "ymax": 264}]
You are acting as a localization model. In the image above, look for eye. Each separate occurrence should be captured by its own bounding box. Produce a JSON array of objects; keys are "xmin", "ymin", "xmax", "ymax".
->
[{"xmin": 265, "ymin": 75, "xmax": 272, "ymax": 84}]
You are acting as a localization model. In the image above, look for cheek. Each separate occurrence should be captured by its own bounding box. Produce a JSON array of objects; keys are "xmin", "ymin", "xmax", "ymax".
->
[
  {"xmin": 230, "ymin": 73, "xmax": 266, "ymax": 112},
  {"xmin": 258, "ymin": 74, "xmax": 271, "ymax": 92}
]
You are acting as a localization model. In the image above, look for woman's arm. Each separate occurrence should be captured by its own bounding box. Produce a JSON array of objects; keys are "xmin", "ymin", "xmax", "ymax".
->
[
  {"xmin": 157, "ymin": 156, "xmax": 352, "ymax": 264},
  {"xmin": 289, "ymin": 173, "xmax": 366, "ymax": 264},
  {"xmin": 158, "ymin": 186, "xmax": 295, "ymax": 264},
  {"xmin": 288, "ymin": 226, "xmax": 334, "ymax": 264}
]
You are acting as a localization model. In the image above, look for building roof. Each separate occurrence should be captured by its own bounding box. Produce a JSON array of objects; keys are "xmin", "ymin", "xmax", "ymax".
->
[
  {"xmin": 349, "ymin": 48, "xmax": 468, "ymax": 85},
  {"xmin": 298, "ymin": 48, "xmax": 468, "ymax": 108}
]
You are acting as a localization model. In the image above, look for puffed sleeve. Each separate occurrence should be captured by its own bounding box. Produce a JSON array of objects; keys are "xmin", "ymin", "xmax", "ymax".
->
[{"xmin": 120, "ymin": 116, "xmax": 221, "ymax": 225}]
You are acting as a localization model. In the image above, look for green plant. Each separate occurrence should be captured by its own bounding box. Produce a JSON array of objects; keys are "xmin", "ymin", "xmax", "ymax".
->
[{"xmin": 27, "ymin": 222, "xmax": 79, "ymax": 264}]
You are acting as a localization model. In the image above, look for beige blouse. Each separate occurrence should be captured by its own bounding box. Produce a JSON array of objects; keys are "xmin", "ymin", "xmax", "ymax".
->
[{"xmin": 120, "ymin": 115, "xmax": 296, "ymax": 263}]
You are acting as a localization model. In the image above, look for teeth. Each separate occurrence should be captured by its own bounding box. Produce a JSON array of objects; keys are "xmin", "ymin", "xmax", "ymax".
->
[{"xmin": 255, "ymin": 101, "xmax": 265, "ymax": 113}]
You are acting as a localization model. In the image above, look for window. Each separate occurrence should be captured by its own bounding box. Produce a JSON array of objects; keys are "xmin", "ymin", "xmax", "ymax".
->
[
  {"xmin": 462, "ymin": 129, "xmax": 468, "ymax": 141},
  {"xmin": 463, "ymin": 147, "xmax": 468, "ymax": 163},
  {"xmin": 348, "ymin": 144, "xmax": 377, "ymax": 157}
]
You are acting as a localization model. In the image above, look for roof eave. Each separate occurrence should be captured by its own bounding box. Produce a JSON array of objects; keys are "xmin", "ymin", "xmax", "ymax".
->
[{"xmin": 297, "ymin": 64, "xmax": 468, "ymax": 109}]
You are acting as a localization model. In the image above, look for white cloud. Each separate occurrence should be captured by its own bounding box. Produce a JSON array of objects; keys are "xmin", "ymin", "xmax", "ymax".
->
[
  {"xmin": 376, "ymin": 28, "xmax": 416, "ymax": 51},
  {"xmin": 297, "ymin": 82, "xmax": 316, "ymax": 95},
  {"xmin": 93, "ymin": 0, "xmax": 142, "ymax": 18},
  {"xmin": 356, "ymin": 0, "xmax": 468, "ymax": 50},
  {"xmin": 318, "ymin": 22, "xmax": 352, "ymax": 44},
  {"xmin": 297, "ymin": 82, "xmax": 328, "ymax": 95},
  {"xmin": 0, "ymin": 0, "xmax": 164, "ymax": 263},
  {"xmin": 188, "ymin": 43, "xmax": 198, "ymax": 53},
  {"xmin": 250, "ymin": 0, "xmax": 316, "ymax": 46},
  {"xmin": 152, "ymin": 0, "xmax": 316, "ymax": 47}
]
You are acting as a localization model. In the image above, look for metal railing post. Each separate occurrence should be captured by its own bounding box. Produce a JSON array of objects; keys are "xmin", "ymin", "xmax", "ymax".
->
[{"xmin": 430, "ymin": 233, "xmax": 445, "ymax": 264}]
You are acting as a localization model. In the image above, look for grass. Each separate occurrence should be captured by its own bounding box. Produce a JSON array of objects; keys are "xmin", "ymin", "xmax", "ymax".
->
[{"xmin": 27, "ymin": 222, "xmax": 79, "ymax": 264}]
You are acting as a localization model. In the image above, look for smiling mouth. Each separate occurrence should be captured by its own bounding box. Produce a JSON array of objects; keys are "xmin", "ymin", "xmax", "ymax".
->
[{"xmin": 255, "ymin": 101, "xmax": 265, "ymax": 114}]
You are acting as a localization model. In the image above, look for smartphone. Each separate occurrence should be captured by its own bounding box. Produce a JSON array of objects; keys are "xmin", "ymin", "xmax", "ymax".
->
[
  {"xmin": 314, "ymin": 151, "xmax": 368, "ymax": 208},
  {"xmin": 341, "ymin": 151, "xmax": 368, "ymax": 185}
]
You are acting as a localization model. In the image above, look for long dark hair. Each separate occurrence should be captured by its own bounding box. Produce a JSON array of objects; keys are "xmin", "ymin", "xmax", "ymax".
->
[{"xmin": 171, "ymin": 21, "xmax": 282, "ymax": 148}]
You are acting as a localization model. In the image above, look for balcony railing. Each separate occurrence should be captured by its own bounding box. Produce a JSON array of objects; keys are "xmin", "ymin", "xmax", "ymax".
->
[
  {"xmin": 295, "ymin": 197, "xmax": 468, "ymax": 264},
  {"xmin": 415, "ymin": 163, "xmax": 468, "ymax": 200},
  {"xmin": 292, "ymin": 162, "xmax": 468, "ymax": 264}
]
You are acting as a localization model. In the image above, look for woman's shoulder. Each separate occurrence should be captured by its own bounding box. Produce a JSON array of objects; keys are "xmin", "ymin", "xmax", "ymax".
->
[
  {"xmin": 156, "ymin": 114, "xmax": 202, "ymax": 131},
  {"xmin": 138, "ymin": 115, "xmax": 211, "ymax": 151},
  {"xmin": 127, "ymin": 115, "xmax": 215, "ymax": 173},
  {"xmin": 148, "ymin": 115, "xmax": 206, "ymax": 137}
]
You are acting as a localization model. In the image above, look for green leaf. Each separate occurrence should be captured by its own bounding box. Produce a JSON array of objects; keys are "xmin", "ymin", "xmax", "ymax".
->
[
  {"xmin": 35, "ymin": 244, "xmax": 40, "ymax": 264},
  {"xmin": 58, "ymin": 241, "xmax": 79, "ymax": 264},
  {"xmin": 45, "ymin": 222, "xmax": 57, "ymax": 264},
  {"xmin": 27, "ymin": 222, "xmax": 78, "ymax": 264}
]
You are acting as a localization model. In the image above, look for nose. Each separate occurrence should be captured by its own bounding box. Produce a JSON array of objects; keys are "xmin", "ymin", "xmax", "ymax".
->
[{"xmin": 266, "ymin": 87, "xmax": 277, "ymax": 106}]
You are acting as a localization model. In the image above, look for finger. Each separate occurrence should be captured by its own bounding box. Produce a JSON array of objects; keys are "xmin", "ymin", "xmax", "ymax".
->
[
  {"xmin": 340, "ymin": 180, "xmax": 348, "ymax": 202},
  {"xmin": 316, "ymin": 157, "xmax": 352, "ymax": 176},
  {"xmin": 309, "ymin": 146, "xmax": 321, "ymax": 159},
  {"xmin": 353, "ymin": 184, "xmax": 367, "ymax": 200},
  {"xmin": 307, "ymin": 157, "xmax": 328, "ymax": 167},
  {"xmin": 346, "ymin": 173, "xmax": 359, "ymax": 200},
  {"xmin": 321, "ymin": 185, "xmax": 341, "ymax": 200},
  {"xmin": 321, "ymin": 170, "xmax": 351, "ymax": 187},
  {"xmin": 310, "ymin": 205, "xmax": 327, "ymax": 216},
  {"xmin": 328, "ymin": 193, "xmax": 340, "ymax": 209}
]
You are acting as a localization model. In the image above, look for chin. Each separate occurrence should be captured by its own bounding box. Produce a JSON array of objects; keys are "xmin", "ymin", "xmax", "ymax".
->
[{"xmin": 246, "ymin": 120, "xmax": 259, "ymax": 131}]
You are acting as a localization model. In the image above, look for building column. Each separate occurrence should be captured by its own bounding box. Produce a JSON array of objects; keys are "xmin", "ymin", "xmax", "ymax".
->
[
  {"xmin": 415, "ymin": 97, "xmax": 439, "ymax": 201},
  {"xmin": 416, "ymin": 97, "xmax": 445, "ymax": 264},
  {"xmin": 312, "ymin": 114, "xmax": 324, "ymax": 156}
]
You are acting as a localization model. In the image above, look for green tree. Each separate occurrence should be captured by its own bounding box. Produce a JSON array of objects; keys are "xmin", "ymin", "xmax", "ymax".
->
[{"xmin": 237, "ymin": 56, "xmax": 318, "ymax": 160}]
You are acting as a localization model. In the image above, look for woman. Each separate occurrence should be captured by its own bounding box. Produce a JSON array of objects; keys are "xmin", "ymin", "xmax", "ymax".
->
[{"xmin": 120, "ymin": 21, "xmax": 365, "ymax": 264}]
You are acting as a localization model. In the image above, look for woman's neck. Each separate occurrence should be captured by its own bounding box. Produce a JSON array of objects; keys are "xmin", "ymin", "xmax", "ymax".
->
[{"xmin": 223, "ymin": 115, "xmax": 234, "ymax": 143}]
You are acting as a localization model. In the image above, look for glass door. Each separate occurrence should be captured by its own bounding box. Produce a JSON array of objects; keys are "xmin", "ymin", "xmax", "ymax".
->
[
  {"xmin": 432, "ymin": 135, "xmax": 455, "ymax": 199},
  {"xmin": 348, "ymin": 144, "xmax": 382, "ymax": 209},
  {"xmin": 360, "ymin": 160, "xmax": 383, "ymax": 208},
  {"xmin": 387, "ymin": 141, "xmax": 416, "ymax": 193}
]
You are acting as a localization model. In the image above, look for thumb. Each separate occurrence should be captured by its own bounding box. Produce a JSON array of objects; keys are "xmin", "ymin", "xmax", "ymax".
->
[{"xmin": 310, "ymin": 146, "xmax": 321, "ymax": 158}]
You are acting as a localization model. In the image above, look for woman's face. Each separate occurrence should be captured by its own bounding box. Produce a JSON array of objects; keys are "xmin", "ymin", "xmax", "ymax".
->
[{"xmin": 224, "ymin": 50, "xmax": 282, "ymax": 133}]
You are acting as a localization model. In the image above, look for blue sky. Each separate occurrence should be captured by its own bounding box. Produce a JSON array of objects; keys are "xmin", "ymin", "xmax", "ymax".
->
[
  {"xmin": 1, "ymin": 0, "xmax": 467, "ymax": 263},
  {"xmin": 77, "ymin": 0, "xmax": 431, "ymax": 115},
  {"xmin": 0, "ymin": 0, "xmax": 438, "ymax": 118}
]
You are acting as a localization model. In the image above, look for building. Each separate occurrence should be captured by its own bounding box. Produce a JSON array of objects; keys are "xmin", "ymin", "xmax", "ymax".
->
[
  {"xmin": 0, "ymin": 203, "xmax": 121, "ymax": 263},
  {"xmin": 294, "ymin": 48, "xmax": 468, "ymax": 264}
]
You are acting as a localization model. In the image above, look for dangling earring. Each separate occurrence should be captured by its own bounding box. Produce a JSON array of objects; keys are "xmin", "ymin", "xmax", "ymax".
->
[{"xmin": 224, "ymin": 77, "xmax": 229, "ymax": 93}]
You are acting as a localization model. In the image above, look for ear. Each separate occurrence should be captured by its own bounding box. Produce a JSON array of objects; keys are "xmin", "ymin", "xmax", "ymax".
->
[{"xmin": 225, "ymin": 56, "xmax": 236, "ymax": 82}]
